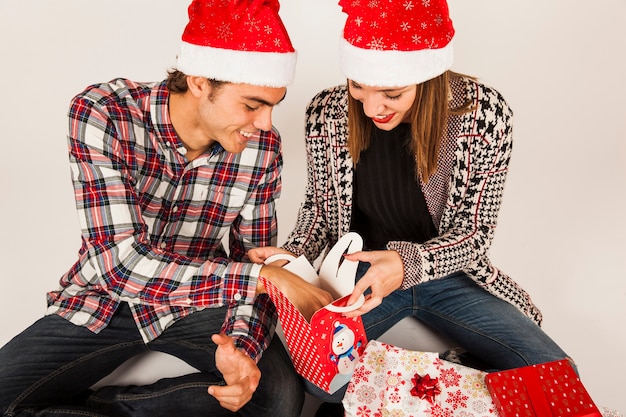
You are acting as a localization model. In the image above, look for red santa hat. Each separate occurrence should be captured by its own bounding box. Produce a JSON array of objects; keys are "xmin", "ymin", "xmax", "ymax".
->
[
  {"xmin": 338, "ymin": 0, "xmax": 455, "ymax": 87},
  {"xmin": 177, "ymin": 0, "xmax": 297, "ymax": 87}
]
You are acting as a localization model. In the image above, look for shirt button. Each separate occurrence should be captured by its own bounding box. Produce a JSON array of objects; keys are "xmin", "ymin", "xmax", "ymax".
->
[
  {"xmin": 233, "ymin": 293, "xmax": 242, "ymax": 301},
  {"xmin": 160, "ymin": 242, "xmax": 167, "ymax": 249},
  {"xmin": 186, "ymin": 298, "xmax": 192, "ymax": 305},
  {"xmin": 172, "ymin": 206, "xmax": 179, "ymax": 213}
]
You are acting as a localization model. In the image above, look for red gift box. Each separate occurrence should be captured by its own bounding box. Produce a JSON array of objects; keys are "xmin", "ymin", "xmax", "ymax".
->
[{"xmin": 484, "ymin": 359, "xmax": 602, "ymax": 417}]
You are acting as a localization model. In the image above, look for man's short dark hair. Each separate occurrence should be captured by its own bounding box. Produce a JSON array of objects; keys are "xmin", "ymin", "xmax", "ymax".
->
[{"xmin": 166, "ymin": 69, "xmax": 226, "ymax": 96}]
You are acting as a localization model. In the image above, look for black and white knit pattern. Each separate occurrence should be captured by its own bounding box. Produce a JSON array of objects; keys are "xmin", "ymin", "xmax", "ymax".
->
[{"xmin": 282, "ymin": 77, "xmax": 542, "ymax": 325}]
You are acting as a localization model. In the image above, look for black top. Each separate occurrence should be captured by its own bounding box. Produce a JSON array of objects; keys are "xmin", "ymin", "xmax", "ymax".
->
[{"xmin": 351, "ymin": 123, "xmax": 438, "ymax": 250}]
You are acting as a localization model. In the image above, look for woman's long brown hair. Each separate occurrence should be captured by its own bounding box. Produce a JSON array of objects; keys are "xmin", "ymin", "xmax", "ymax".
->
[{"xmin": 347, "ymin": 70, "xmax": 473, "ymax": 182}]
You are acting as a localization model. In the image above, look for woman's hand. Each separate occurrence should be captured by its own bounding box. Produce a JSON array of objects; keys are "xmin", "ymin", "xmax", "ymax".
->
[{"xmin": 343, "ymin": 249, "xmax": 404, "ymax": 317}]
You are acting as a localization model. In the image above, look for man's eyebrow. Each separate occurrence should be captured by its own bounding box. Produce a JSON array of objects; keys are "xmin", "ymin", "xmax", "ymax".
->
[{"xmin": 243, "ymin": 91, "xmax": 287, "ymax": 107}]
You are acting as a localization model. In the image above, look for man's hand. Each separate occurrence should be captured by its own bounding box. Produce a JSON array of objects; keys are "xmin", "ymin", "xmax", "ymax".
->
[
  {"xmin": 249, "ymin": 246, "xmax": 334, "ymax": 321},
  {"xmin": 259, "ymin": 265, "xmax": 334, "ymax": 321},
  {"xmin": 208, "ymin": 333, "xmax": 261, "ymax": 412},
  {"xmin": 248, "ymin": 246, "xmax": 292, "ymax": 264}
]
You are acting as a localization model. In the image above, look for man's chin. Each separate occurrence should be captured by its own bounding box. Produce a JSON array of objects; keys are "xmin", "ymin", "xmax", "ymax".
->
[{"xmin": 222, "ymin": 142, "xmax": 248, "ymax": 154}]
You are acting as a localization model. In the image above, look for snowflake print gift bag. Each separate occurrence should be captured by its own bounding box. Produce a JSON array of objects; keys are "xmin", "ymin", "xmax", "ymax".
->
[
  {"xmin": 437, "ymin": 358, "xmax": 498, "ymax": 416},
  {"xmin": 343, "ymin": 340, "xmax": 442, "ymax": 417},
  {"xmin": 343, "ymin": 340, "xmax": 498, "ymax": 417}
]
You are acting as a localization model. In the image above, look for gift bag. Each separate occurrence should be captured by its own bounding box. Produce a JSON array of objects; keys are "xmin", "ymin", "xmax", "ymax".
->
[
  {"xmin": 259, "ymin": 232, "xmax": 368, "ymax": 393},
  {"xmin": 343, "ymin": 340, "xmax": 497, "ymax": 417},
  {"xmin": 484, "ymin": 359, "xmax": 602, "ymax": 417}
]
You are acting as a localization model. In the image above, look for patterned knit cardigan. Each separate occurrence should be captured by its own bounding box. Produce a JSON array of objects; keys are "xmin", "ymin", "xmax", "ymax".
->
[{"xmin": 282, "ymin": 76, "xmax": 542, "ymax": 325}]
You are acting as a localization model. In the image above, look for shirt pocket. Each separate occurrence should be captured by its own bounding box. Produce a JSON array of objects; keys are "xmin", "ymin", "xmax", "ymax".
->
[{"xmin": 202, "ymin": 186, "xmax": 249, "ymax": 225}]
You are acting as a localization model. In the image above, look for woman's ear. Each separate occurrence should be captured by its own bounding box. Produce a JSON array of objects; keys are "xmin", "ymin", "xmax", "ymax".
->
[{"xmin": 186, "ymin": 75, "xmax": 208, "ymax": 98}]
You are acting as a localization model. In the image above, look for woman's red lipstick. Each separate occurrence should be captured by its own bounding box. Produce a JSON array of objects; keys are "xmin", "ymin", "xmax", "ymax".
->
[{"xmin": 372, "ymin": 113, "xmax": 395, "ymax": 124}]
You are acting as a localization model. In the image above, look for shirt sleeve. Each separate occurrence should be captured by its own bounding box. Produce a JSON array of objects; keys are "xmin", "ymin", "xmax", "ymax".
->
[
  {"xmin": 281, "ymin": 87, "xmax": 346, "ymax": 261},
  {"xmin": 219, "ymin": 128, "xmax": 283, "ymax": 360},
  {"xmin": 221, "ymin": 294, "xmax": 277, "ymax": 362}
]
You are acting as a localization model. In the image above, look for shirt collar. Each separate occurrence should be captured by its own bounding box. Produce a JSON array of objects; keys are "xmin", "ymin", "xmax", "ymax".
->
[
  {"xmin": 150, "ymin": 81, "xmax": 225, "ymax": 160},
  {"xmin": 150, "ymin": 80, "xmax": 188, "ymax": 156}
]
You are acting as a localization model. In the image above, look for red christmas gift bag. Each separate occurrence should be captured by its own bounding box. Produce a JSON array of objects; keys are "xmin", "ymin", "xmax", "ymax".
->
[
  {"xmin": 484, "ymin": 359, "xmax": 602, "ymax": 417},
  {"xmin": 259, "ymin": 233, "xmax": 368, "ymax": 393}
]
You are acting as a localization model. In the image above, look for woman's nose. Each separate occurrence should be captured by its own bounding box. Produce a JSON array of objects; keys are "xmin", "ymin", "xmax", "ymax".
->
[{"xmin": 362, "ymin": 97, "xmax": 385, "ymax": 118}]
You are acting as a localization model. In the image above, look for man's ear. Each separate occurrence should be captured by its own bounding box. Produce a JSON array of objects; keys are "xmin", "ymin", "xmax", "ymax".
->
[{"xmin": 186, "ymin": 76, "xmax": 208, "ymax": 98}]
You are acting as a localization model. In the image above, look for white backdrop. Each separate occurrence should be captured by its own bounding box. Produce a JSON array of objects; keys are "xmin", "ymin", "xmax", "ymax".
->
[{"xmin": 0, "ymin": 0, "xmax": 624, "ymax": 412}]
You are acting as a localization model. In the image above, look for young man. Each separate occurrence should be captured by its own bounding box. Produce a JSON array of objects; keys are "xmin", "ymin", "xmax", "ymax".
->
[{"xmin": 0, "ymin": 1, "xmax": 331, "ymax": 416}]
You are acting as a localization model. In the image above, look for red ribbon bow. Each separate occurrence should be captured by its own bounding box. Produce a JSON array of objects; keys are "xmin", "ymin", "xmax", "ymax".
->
[{"xmin": 410, "ymin": 373, "xmax": 441, "ymax": 404}]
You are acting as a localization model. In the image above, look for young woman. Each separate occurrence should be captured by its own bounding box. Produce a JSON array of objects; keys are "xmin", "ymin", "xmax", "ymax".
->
[{"xmin": 250, "ymin": 0, "xmax": 571, "ymax": 414}]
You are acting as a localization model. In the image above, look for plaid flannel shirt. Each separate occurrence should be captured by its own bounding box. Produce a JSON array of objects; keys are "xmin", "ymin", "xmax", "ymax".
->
[{"xmin": 46, "ymin": 78, "xmax": 281, "ymax": 361}]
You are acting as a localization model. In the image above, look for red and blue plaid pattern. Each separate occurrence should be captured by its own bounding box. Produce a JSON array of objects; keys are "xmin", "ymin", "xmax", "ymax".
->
[{"xmin": 46, "ymin": 78, "xmax": 282, "ymax": 360}]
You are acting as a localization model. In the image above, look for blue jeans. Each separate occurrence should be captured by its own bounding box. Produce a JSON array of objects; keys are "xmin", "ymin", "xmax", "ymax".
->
[
  {"xmin": 307, "ymin": 264, "xmax": 571, "ymax": 402},
  {"xmin": 0, "ymin": 303, "xmax": 303, "ymax": 417}
]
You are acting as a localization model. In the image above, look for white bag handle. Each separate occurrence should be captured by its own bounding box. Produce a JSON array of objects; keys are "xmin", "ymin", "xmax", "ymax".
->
[
  {"xmin": 264, "ymin": 253, "xmax": 320, "ymax": 286},
  {"xmin": 318, "ymin": 232, "xmax": 363, "ymax": 299},
  {"xmin": 262, "ymin": 232, "xmax": 364, "ymax": 310},
  {"xmin": 264, "ymin": 253, "xmax": 297, "ymax": 264},
  {"xmin": 324, "ymin": 293, "xmax": 365, "ymax": 313}
]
